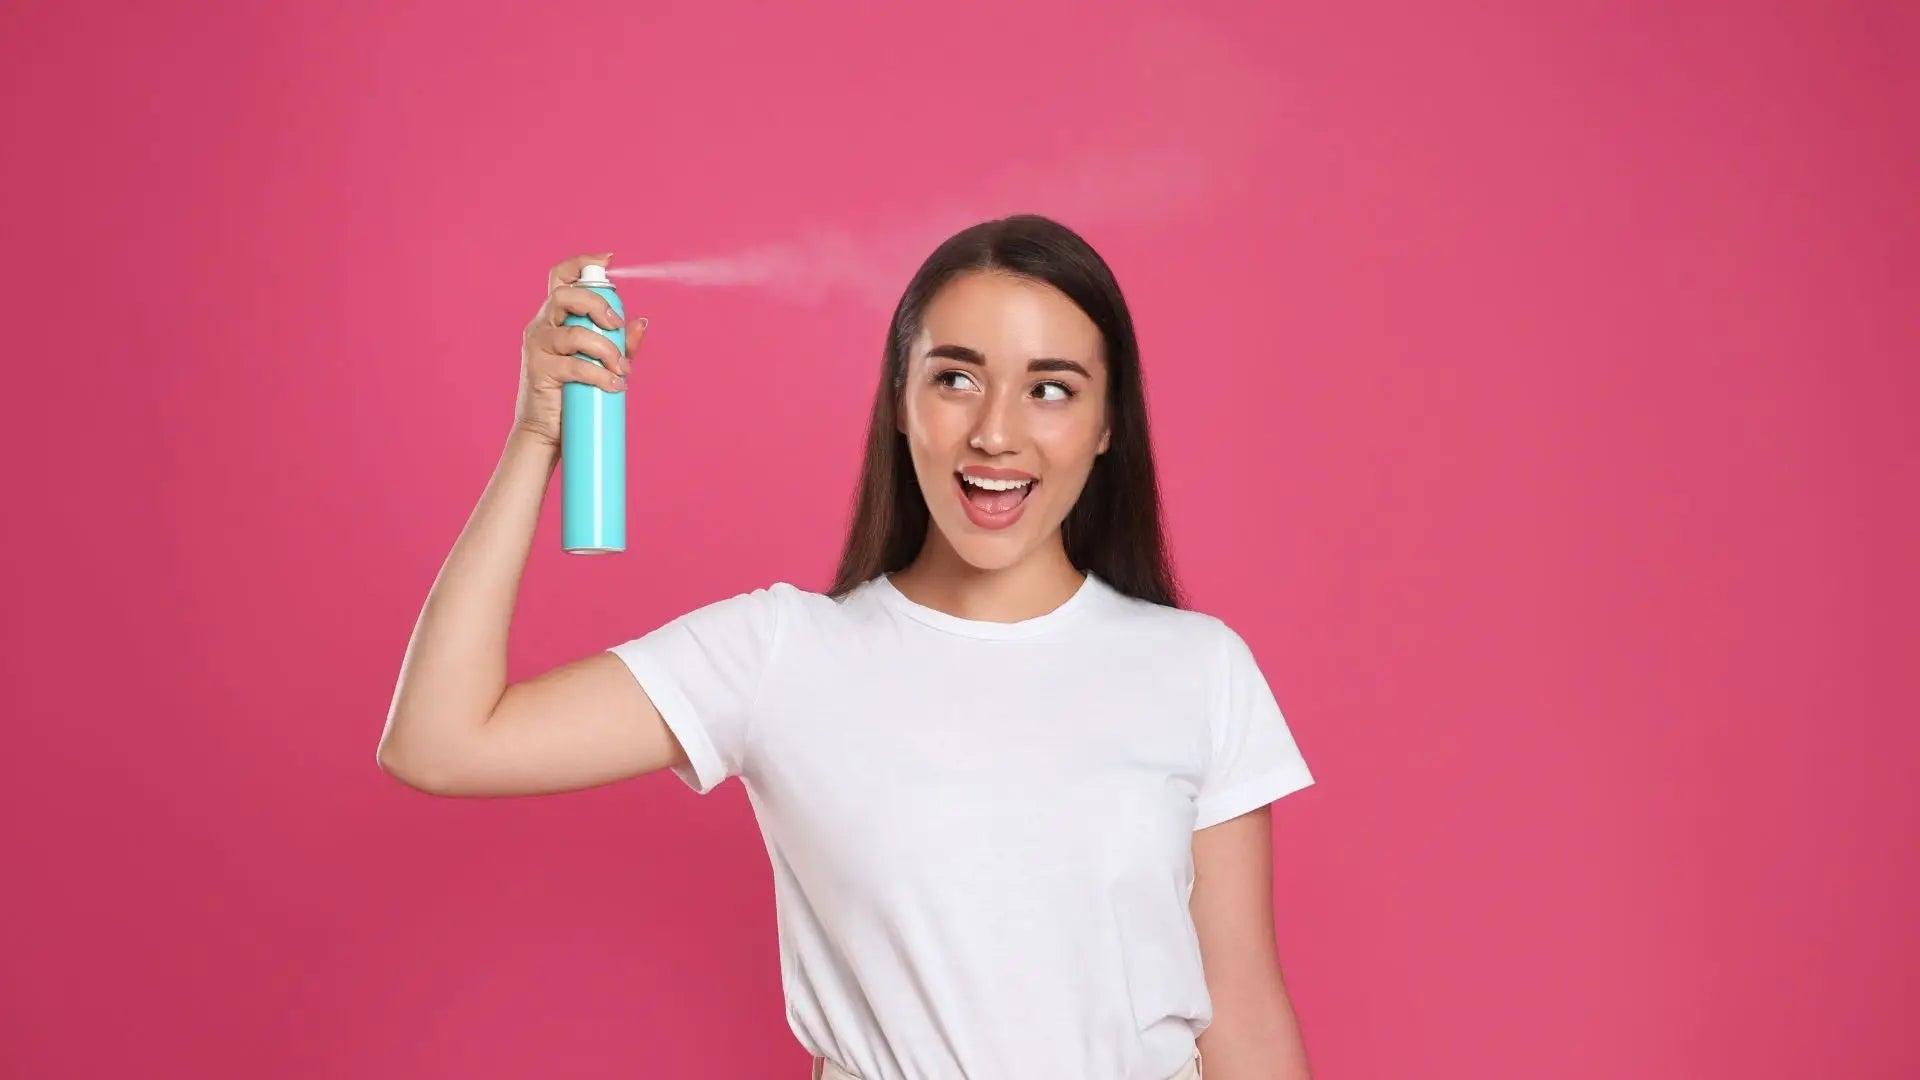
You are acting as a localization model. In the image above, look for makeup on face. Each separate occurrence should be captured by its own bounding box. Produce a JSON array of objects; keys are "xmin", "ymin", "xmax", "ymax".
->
[{"xmin": 902, "ymin": 272, "xmax": 1110, "ymax": 568}]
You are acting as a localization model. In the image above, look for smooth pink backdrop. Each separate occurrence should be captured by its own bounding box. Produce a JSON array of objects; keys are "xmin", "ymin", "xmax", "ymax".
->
[{"xmin": 2, "ymin": 2, "xmax": 1914, "ymax": 1077}]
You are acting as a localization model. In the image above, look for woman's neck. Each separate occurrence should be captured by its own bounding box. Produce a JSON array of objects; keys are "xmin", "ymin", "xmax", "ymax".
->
[{"xmin": 890, "ymin": 538, "xmax": 1085, "ymax": 624}]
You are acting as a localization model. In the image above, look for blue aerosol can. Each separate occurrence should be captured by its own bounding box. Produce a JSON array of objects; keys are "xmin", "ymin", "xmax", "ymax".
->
[{"xmin": 560, "ymin": 263, "xmax": 626, "ymax": 553}]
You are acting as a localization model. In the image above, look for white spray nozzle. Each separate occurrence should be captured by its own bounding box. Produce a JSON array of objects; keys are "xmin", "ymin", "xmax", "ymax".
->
[{"xmin": 577, "ymin": 264, "xmax": 612, "ymax": 287}]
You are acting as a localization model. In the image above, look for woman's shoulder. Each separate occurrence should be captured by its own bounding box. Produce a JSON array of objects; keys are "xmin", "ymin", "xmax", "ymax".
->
[
  {"xmin": 735, "ymin": 578, "xmax": 881, "ymax": 623},
  {"xmin": 707, "ymin": 579, "xmax": 840, "ymax": 617},
  {"xmin": 658, "ymin": 579, "xmax": 842, "ymax": 631},
  {"xmin": 1094, "ymin": 578, "xmax": 1236, "ymax": 642}
]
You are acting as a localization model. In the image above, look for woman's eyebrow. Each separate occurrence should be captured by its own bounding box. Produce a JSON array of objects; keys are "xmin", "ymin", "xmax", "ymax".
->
[
  {"xmin": 926, "ymin": 344, "xmax": 987, "ymax": 365},
  {"xmin": 1028, "ymin": 358, "xmax": 1092, "ymax": 378},
  {"xmin": 926, "ymin": 345, "xmax": 1091, "ymax": 378}
]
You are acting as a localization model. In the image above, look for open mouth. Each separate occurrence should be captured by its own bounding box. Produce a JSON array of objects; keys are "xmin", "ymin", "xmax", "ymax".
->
[{"xmin": 955, "ymin": 471, "xmax": 1036, "ymax": 530}]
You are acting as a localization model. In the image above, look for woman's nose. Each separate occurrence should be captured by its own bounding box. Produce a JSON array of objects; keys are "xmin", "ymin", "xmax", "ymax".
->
[{"xmin": 968, "ymin": 389, "xmax": 1020, "ymax": 453}]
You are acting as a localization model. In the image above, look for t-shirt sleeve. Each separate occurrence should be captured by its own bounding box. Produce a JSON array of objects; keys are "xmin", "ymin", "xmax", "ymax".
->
[
  {"xmin": 606, "ymin": 584, "xmax": 789, "ymax": 795},
  {"xmin": 1195, "ymin": 621, "xmax": 1315, "ymax": 830}
]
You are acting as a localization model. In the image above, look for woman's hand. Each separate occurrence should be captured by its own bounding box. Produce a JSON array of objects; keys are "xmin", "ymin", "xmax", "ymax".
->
[{"xmin": 513, "ymin": 252, "xmax": 641, "ymax": 445}]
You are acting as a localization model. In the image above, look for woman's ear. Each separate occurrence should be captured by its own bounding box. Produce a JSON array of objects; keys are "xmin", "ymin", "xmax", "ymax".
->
[{"xmin": 1097, "ymin": 426, "xmax": 1111, "ymax": 455}]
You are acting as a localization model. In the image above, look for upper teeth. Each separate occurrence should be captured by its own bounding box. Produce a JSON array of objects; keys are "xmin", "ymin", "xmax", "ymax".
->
[{"xmin": 962, "ymin": 474, "xmax": 1032, "ymax": 491}]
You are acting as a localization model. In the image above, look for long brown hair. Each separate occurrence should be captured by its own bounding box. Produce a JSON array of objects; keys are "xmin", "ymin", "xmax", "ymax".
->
[{"xmin": 827, "ymin": 214, "xmax": 1182, "ymax": 608}]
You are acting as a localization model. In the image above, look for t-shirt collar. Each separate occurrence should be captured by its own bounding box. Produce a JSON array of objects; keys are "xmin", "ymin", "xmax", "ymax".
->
[{"xmin": 871, "ymin": 571, "xmax": 1108, "ymax": 640}]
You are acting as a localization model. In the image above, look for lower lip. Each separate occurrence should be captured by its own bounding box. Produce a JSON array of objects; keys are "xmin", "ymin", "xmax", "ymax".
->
[{"xmin": 955, "ymin": 474, "xmax": 1034, "ymax": 531}]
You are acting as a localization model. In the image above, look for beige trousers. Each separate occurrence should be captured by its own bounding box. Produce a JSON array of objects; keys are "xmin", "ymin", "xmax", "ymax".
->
[{"xmin": 811, "ymin": 1052, "xmax": 1203, "ymax": 1079}]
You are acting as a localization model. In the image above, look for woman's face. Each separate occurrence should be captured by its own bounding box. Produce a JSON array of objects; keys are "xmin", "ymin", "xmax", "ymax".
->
[{"xmin": 898, "ymin": 270, "xmax": 1111, "ymax": 573}]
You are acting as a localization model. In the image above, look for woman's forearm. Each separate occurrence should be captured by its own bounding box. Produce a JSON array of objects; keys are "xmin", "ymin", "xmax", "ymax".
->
[{"xmin": 378, "ymin": 427, "xmax": 559, "ymax": 773}]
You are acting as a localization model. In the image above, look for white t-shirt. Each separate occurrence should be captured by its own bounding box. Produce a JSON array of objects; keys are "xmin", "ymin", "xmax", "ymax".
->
[{"xmin": 609, "ymin": 571, "xmax": 1313, "ymax": 1080}]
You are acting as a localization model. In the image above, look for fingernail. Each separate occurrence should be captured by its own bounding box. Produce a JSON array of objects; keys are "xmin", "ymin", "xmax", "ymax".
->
[{"xmin": 614, "ymin": 375, "xmax": 628, "ymax": 391}]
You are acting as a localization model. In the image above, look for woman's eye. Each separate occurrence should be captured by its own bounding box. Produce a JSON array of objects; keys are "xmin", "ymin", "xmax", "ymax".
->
[
  {"xmin": 1033, "ymin": 381, "xmax": 1074, "ymax": 402},
  {"xmin": 935, "ymin": 370, "xmax": 979, "ymax": 391}
]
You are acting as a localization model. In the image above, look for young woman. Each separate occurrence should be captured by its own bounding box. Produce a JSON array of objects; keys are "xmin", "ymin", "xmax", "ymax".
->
[{"xmin": 379, "ymin": 215, "xmax": 1315, "ymax": 1080}]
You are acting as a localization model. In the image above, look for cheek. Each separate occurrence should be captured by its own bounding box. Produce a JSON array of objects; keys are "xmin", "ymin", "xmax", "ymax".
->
[
  {"xmin": 1034, "ymin": 412, "xmax": 1107, "ymax": 473},
  {"xmin": 902, "ymin": 396, "xmax": 962, "ymax": 471}
]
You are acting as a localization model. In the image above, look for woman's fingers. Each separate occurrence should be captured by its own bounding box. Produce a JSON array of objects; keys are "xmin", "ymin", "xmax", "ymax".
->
[
  {"xmin": 545, "ymin": 285, "xmax": 625, "ymax": 330},
  {"xmin": 566, "ymin": 355, "xmax": 626, "ymax": 393},
  {"xmin": 540, "ymin": 323, "xmax": 627, "ymax": 374}
]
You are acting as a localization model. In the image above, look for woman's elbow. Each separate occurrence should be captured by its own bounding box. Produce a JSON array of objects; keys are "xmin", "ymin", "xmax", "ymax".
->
[{"xmin": 375, "ymin": 733, "xmax": 461, "ymax": 796}]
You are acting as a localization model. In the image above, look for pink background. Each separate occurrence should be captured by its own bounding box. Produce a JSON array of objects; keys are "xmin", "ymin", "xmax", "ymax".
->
[{"xmin": 2, "ymin": 2, "xmax": 1914, "ymax": 1077}]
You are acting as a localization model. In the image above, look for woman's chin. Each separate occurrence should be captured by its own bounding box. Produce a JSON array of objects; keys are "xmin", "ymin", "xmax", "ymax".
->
[{"xmin": 930, "ymin": 517, "xmax": 1053, "ymax": 574}]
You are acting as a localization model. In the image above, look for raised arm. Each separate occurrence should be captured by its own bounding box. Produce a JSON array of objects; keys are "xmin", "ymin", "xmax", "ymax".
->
[{"xmin": 376, "ymin": 252, "xmax": 682, "ymax": 798}]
